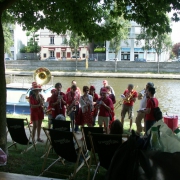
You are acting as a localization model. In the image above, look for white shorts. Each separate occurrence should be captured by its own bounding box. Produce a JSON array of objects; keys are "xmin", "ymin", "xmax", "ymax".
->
[{"xmin": 98, "ymin": 116, "xmax": 110, "ymax": 127}]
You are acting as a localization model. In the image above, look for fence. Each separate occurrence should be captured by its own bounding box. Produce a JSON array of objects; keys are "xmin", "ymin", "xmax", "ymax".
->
[
  {"xmin": 89, "ymin": 53, "xmax": 106, "ymax": 61},
  {"xmin": 17, "ymin": 53, "xmax": 39, "ymax": 60}
]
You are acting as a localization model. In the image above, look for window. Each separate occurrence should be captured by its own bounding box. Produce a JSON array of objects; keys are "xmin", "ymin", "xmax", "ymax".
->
[
  {"xmin": 43, "ymin": 53, "xmax": 46, "ymax": 58},
  {"xmin": 50, "ymin": 51, "xmax": 54, "ymax": 57},
  {"xmin": 82, "ymin": 54, "xmax": 85, "ymax": 58},
  {"xmin": 50, "ymin": 36, "xmax": 54, "ymax": 44},
  {"xmin": 61, "ymin": 36, "xmax": 67, "ymax": 45}
]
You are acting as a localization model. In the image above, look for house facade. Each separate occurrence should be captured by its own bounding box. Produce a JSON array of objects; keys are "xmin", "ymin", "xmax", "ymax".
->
[
  {"xmin": 106, "ymin": 21, "xmax": 169, "ymax": 62},
  {"xmin": 39, "ymin": 29, "xmax": 88, "ymax": 60}
]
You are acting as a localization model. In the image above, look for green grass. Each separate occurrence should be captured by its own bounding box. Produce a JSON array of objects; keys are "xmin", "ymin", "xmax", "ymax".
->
[{"xmin": 3, "ymin": 114, "xmax": 136, "ymax": 179}]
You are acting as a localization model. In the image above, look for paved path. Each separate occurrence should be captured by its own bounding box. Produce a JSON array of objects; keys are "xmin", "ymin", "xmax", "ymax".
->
[{"xmin": 5, "ymin": 70, "xmax": 180, "ymax": 79}]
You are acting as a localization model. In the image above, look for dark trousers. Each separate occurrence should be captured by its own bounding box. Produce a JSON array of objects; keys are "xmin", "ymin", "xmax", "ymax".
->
[{"xmin": 145, "ymin": 120, "xmax": 156, "ymax": 134}]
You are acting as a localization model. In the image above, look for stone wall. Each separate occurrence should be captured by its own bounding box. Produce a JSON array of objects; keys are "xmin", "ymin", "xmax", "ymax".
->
[{"xmin": 5, "ymin": 60, "xmax": 180, "ymax": 73}]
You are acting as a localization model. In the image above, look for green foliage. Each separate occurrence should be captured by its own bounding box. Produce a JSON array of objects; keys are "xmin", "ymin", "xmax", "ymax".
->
[
  {"xmin": 20, "ymin": 29, "xmax": 40, "ymax": 53},
  {"xmin": 94, "ymin": 47, "xmax": 105, "ymax": 53},
  {"xmin": 7, "ymin": 0, "xmax": 178, "ymax": 42},
  {"xmin": 109, "ymin": 16, "xmax": 130, "ymax": 58},
  {"xmin": 137, "ymin": 28, "xmax": 172, "ymax": 57},
  {"xmin": 3, "ymin": 23, "xmax": 14, "ymax": 55}
]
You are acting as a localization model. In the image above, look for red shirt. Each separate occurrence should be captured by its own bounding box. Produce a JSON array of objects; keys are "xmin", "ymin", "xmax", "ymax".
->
[
  {"xmin": 98, "ymin": 97, "xmax": 113, "ymax": 117},
  {"xmin": 145, "ymin": 97, "xmax": 159, "ymax": 121},
  {"xmin": 123, "ymin": 89, "xmax": 138, "ymax": 106},
  {"xmin": 66, "ymin": 91, "xmax": 80, "ymax": 106},
  {"xmin": 66, "ymin": 87, "xmax": 81, "ymax": 95},
  {"xmin": 49, "ymin": 91, "xmax": 67, "ymax": 118}
]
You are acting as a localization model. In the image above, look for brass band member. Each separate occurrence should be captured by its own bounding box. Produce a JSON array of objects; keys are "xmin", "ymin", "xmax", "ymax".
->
[
  {"xmin": 121, "ymin": 84, "xmax": 137, "ymax": 131},
  {"xmin": 49, "ymin": 83, "xmax": 67, "ymax": 118},
  {"xmin": 89, "ymin": 85, "xmax": 99, "ymax": 126},
  {"xmin": 135, "ymin": 82, "xmax": 154, "ymax": 135},
  {"xmin": 66, "ymin": 84, "xmax": 80, "ymax": 133},
  {"xmin": 29, "ymin": 82, "xmax": 44, "ymax": 142}
]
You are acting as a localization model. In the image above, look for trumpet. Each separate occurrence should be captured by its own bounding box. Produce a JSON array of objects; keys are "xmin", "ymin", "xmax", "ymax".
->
[{"xmin": 138, "ymin": 89, "xmax": 145, "ymax": 99}]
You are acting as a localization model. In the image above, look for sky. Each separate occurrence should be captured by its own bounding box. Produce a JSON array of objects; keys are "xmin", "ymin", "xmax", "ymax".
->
[{"xmin": 169, "ymin": 11, "xmax": 180, "ymax": 44}]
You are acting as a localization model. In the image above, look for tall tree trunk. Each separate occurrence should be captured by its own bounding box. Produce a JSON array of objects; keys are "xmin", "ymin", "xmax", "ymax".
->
[
  {"xmin": 157, "ymin": 54, "xmax": 160, "ymax": 73},
  {"xmin": 75, "ymin": 48, "xmax": 77, "ymax": 71},
  {"xmin": 88, "ymin": 40, "xmax": 94, "ymax": 54},
  {"xmin": 0, "ymin": 12, "xmax": 7, "ymax": 153}
]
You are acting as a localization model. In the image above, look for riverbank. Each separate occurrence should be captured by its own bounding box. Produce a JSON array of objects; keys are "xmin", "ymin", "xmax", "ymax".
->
[{"xmin": 5, "ymin": 70, "xmax": 180, "ymax": 79}]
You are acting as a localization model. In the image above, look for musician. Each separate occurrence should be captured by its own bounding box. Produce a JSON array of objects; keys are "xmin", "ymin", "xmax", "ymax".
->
[
  {"xmin": 89, "ymin": 85, "xmax": 99, "ymax": 126},
  {"xmin": 106, "ymin": 85, "xmax": 116, "ymax": 125},
  {"xmin": 135, "ymin": 82, "xmax": 154, "ymax": 135},
  {"xmin": 100, "ymin": 80, "xmax": 115, "ymax": 95},
  {"xmin": 66, "ymin": 84, "xmax": 80, "ymax": 133},
  {"xmin": 29, "ymin": 83, "xmax": 44, "ymax": 142},
  {"xmin": 97, "ymin": 88, "xmax": 113, "ymax": 134},
  {"xmin": 49, "ymin": 83, "xmax": 67, "ymax": 118},
  {"xmin": 66, "ymin": 80, "xmax": 81, "ymax": 95},
  {"xmin": 45, "ymin": 88, "xmax": 56, "ymax": 128},
  {"xmin": 140, "ymin": 87, "xmax": 159, "ymax": 134},
  {"xmin": 79, "ymin": 86, "xmax": 93, "ymax": 126},
  {"xmin": 121, "ymin": 84, "xmax": 137, "ymax": 131}
]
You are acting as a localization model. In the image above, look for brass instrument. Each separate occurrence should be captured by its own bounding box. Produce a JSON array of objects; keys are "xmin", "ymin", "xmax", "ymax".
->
[
  {"xmin": 34, "ymin": 67, "xmax": 51, "ymax": 85},
  {"xmin": 124, "ymin": 90, "xmax": 136, "ymax": 103},
  {"xmin": 138, "ymin": 89, "xmax": 145, "ymax": 99},
  {"xmin": 58, "ymin": 90, "xmax": 62, "ymax": 109},
  {"xmin": 67, "ymin": 102, "xmax": 76, "ymax": 116},
  {"xmin": 114, "ymin": 99, "xmax": 123, "ymax": 110},
  {"xmin": 33, "ymin": 67, "xmax": 52, "ymax": 114}
]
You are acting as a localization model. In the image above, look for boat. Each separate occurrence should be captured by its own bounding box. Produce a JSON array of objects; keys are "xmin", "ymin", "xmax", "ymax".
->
[
  {"xmin": 6, "ymin": 67, "xmax": 53, "ymax": 115},
  {"xmin": 6, "ymin": 83, "xmax": 53, "ymax": 115}
]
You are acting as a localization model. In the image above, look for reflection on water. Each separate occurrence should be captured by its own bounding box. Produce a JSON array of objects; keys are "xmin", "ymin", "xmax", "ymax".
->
[{"xmin": 6, "ymin": 75, "xmax": 180, "ymax": 122}]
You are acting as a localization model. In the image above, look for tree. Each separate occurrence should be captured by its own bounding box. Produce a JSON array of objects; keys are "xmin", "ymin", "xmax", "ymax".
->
[
  {"xmin": 172, "ymin": 43, "xmax": 180, "ymax": 57},
  {"xmin": 20, "ymin": 30, "xmax": 40, "ymax": 54},
  {"xmin": 137, "ymin": 28, "xmax": 172, "ymax": 73},
  {"xmin": 108, "ymin": 16, "xmax": 130, "ymax": 72},
  {"xmin": 1, "ymin": 0, "xmax": 180, "ymax": 152},
  {"xmin": 3, "ymin": 23, "xmax": 14, "ymax": 55},
  {"xmin": 68, "ymin": 31, "xmax": 88, "ymax": 71}
]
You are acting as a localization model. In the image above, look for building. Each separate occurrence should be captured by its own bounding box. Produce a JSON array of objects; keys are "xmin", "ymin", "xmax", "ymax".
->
[
  {"xmin": 39, "ymin": 29, "xmax": 88, "ymax": 60},
  {"xmin": 5, "ymin": 24, "xmax": 27, "ymax": 60},
  {"xmin": 106, "ymin": 21, "xmax": 169, "ymax": 62}
]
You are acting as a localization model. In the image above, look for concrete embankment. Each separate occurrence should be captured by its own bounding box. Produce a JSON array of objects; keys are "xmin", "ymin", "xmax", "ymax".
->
[{"xmin": 5, "ymin": 70, "xmax": 180, "ymax": 79}]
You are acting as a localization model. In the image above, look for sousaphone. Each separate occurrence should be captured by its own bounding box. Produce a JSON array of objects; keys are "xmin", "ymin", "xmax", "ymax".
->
[{"xmin": 34, "ymin": 67, "xmax": 51, "ymax": 85}]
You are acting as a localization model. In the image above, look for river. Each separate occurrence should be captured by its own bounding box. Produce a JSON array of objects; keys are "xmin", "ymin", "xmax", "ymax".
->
[{"xmin": 6, "ymin": 75, "xmax": 180, "ymax": 122}]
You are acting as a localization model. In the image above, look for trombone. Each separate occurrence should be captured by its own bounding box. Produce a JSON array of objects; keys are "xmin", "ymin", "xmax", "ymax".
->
[{"xmin": 114, "ymin": 99, "xmax": 123, "ymax": 110}]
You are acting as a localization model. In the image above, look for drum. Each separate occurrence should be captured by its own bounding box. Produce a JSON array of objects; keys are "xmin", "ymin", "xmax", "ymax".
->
[{"xmin": 163, "ymin": 115, "xmax": 178, "ymax": 131}]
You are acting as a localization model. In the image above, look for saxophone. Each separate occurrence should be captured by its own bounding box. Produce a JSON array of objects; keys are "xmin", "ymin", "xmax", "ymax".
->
[
  {"xmin": 38, "ymin": 94, "xmax": 45, "ymax": 112},
  {"xmin": 67, "ymin": 99, "xmax": 76, "ymax": 116}
]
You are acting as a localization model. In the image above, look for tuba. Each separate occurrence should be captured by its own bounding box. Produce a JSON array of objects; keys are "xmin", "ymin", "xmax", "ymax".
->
[{"xmin": 34, "ymin": 67, "xmax": 51, "ymax": 85}]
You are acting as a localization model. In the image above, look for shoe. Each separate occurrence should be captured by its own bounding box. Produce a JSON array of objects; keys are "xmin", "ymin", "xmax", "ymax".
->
[{"xmin": 37, "ymin": 138, "xmax": 44, "ymax": 143}]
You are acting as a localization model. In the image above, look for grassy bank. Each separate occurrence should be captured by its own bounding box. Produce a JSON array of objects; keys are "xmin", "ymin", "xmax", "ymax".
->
[{"xmin": 3, "ymin": 114, "xmax": 137, "ymax": 179}]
